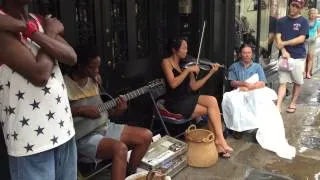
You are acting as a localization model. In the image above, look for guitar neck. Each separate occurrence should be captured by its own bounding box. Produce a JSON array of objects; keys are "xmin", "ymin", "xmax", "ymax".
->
[{"xmin": 97, "ymin": 87, "xmax": 147, "ymax": 112}]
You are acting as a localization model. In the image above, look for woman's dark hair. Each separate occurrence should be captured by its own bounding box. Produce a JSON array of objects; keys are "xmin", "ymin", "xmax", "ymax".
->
[
  {"xmin": 75, "ymin": 45, "xmax": 99, "ymax": 67},
  {"xmin": 168, "ymin": 36, "xmax": 188, "ymax": 54}
]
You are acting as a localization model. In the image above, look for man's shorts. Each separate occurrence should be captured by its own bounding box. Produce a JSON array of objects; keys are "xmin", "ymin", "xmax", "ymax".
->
[
  {"xmin": 278, "ymin": 58, "xmax": 306, "ymax": 85},
  {"xmin": 77, "ymin": 122, "xmax": 125, "ymax": 162}
]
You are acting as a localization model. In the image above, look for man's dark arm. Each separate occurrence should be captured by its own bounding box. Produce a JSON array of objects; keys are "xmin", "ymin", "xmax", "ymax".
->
[
  {"xmin": 108, "ymin": 108, "xmax": 125, "ymax": 118},
  {"xmin": 71, "ymin": 105, "xmax": 101, "ymax": 119},
  {"xmin": 30, "ymin": 32, "xmax": 77, "ymax": 66},
  {"xmin": 108, "ymin": 97, "xmax": 127, "ymax": 118},
  {"xmin": 71, "ymin": 106, "xmax": 83, "ymax": 117},
  {"xmin": 0, "ymin": 32, "xmax": 54, "ymax": 86},
  {"xmin": 0, "ymin": 14, "xmax": 26, "ymax": 32},
  {"xmin": 0, "ymin": 14, "xmax": 77, "ymax": 66}
]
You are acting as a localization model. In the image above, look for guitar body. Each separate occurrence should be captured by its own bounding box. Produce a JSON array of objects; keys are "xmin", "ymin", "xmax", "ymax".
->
[
  {"xmin": 71, "ymin": 79, "xmax": 166, "ymax": 141},
  {"xmin": 71, "ymin": 96, "xmax": 108, "ymax": 140}
]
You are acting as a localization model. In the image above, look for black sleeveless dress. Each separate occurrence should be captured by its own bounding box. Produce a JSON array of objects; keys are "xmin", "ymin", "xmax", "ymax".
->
[{"xmin": 164, "ymin": 68, "xmax": 200, "ymax": 118}]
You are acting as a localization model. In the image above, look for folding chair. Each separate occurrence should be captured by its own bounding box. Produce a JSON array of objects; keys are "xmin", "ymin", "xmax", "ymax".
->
[{"xmin": 149, "ymin": 92, "xmax": 204, "ymax": 138}]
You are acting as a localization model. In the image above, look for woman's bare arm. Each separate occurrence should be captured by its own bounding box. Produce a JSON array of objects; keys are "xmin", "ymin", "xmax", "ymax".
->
[{"xmin": 161, "ymin": 59, "xmax": 190, "ymax": 89}]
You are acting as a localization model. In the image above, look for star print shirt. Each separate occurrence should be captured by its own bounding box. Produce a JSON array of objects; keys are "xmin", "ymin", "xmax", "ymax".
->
[{"xmin": 0, "ymin": 13, "xmax": 75, "ymax": 157}]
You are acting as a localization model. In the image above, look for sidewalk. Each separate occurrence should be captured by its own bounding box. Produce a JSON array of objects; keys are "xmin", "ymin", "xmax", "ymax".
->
[
  {"xmin": 173, "ymin": 73, "xmax": 320, "ymax": 180},
  {"xmin": 91, "ymin": 72, "xmax": 320, "ymax": 180}
]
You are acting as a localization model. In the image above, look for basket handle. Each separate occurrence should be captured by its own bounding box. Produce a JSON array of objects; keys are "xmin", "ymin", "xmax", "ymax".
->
[
  {"xmin": 186, "ymin": 124, "xmax": 197, "ymax": 134},
  {"xmin": 203, "ymin": 133, "xmax": 214, "ymax": 143}
]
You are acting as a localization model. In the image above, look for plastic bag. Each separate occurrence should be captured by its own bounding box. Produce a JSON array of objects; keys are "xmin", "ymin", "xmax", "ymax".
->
[{"xmin": 278, "ymin": 56, "xmax": 295, "ymax": 71}]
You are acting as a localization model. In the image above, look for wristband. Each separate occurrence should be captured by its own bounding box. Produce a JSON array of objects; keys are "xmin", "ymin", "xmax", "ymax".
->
[{"xmin": 23, "ymin": 20, "xmax": 39, "ymax": 38}]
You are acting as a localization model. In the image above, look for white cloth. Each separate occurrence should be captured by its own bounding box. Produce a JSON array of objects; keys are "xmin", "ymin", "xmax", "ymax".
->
[{"xmin": 222, "ymin": 74, "xmax": 296, "ymax": 159}]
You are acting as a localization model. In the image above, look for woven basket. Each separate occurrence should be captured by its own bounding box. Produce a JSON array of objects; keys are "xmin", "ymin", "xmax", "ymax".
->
[{"xmin": 185, "ymin": 125, "xmax": 218, "ymax": 167}]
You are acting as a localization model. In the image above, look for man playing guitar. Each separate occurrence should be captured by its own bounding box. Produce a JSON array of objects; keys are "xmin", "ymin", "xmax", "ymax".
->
[{"xmin": 64, "ymin": 45, "xmax": 153, "ymax": 180}]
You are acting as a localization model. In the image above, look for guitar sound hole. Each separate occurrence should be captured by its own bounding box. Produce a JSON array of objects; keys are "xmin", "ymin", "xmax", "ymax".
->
[{"xmin": 100, "ymin": 94, "xmax": 110, "ymax": 102}]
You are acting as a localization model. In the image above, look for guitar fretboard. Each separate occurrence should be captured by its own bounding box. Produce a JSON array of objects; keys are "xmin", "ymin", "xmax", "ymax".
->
[{"xmin": 97, "ymin": 87, "xmax": 147, "ymax": 112}]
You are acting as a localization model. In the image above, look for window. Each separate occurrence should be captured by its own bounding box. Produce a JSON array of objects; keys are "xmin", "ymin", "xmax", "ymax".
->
[
  {"xmin": 260, "ymin": 0, "xmax": 288, "ymax": 67},
  {"xmin": 259, "ymin": 0, "xmax": 271, "ymax": 58},
  {"xmin": 234, "ymin": 0, "xmax": 258, "ymax": 51},
  {"xmin": 234, "ymin": 0, "xmax": 288, "ymax": 64}
]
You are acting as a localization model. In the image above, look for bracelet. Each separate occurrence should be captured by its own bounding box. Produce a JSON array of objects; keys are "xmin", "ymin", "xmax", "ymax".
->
[{"xmin": 23, "ymin": 20, "xmax": 38, "ymax": 38}]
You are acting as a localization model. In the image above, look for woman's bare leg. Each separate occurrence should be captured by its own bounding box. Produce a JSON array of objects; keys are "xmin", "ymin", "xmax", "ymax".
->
[
  {"xmin": 192, "ymin": 95, "xmax": 233, "ymax": 152},
  {"xmin": 191, "ymin": 104, "xmax": 212, "ymax": 130},
  {"xmin": 306, "ymin": 53, "xmax": 313, "ymax": 78}
]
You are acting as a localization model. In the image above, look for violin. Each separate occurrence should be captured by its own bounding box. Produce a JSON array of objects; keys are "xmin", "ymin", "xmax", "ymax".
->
[
  {"xmin": 180, "ymin": 56, "xmax": 225, "ymax": 71},
  {"xmin": 181, "ymin": 20, "xmax": 225, "ymax": 71}
]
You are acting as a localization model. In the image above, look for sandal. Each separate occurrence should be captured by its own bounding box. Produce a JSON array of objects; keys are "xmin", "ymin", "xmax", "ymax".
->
[
  {"xmin": 216, "ymin": 144, "xmax": 233, "ymax": 159},
  {"xmin": 218, "ymin": 151, "xmax": 231, "ymax": 158},
  {"xmin": 306, "ymin": 74, "xmax": 312, "ymax": 79},
  {"xmin": 286, "ymin": 106, "xmax": 296, "ymax": 113}
]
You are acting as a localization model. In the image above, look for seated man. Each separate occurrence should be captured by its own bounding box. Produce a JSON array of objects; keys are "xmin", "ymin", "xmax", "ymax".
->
[
  {"xmin": 228, "ymin": 44, "xmax": 267, "ymax": 92},
  {"xmin": 64, "ymin": 45, "xmax": 152, "ymax": 180},
  {"xmin": 224, "ymin": 44, "xmax": 266, "ymax": 136},
  {"xmin": 222, "ymin": 44, "xmax": 296, "ymax": 159}
]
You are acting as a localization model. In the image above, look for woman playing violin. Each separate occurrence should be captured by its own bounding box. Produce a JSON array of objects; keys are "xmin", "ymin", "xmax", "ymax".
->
[{"xmin": 161, "ymin": 36, "xmax": 233, "ymax": 157}]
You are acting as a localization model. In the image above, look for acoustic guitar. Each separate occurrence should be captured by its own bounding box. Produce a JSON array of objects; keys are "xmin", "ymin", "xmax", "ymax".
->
[{"xmin": 72, "ymin": 79, "xmax": 166, "ymax": 140}]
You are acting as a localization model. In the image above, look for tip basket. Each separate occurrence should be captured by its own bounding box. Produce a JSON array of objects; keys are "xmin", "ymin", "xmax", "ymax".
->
[{"xmin": 185, "ymin": 125, "xmax": 218, "ymax": 167}]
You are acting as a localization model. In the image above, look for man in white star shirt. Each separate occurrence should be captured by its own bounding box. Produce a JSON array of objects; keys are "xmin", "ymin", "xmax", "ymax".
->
[{"xmin": 0, "ymin": 0, "xmax": 78, "ymax": 179}]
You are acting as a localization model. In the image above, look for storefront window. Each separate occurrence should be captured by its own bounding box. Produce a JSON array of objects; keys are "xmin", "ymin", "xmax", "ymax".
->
[
  {"xmin": 234, "ymin": 0, "xmax": 288, "ymax": 64},
  {"xmin": 234, "ymin": 0, "xmax": 258, "ymax": 60},
  {"xmin": 308, "ymin": 0, "xmax": 317, "ymax": 8},
  {"xmin": 260, "ymin": 0, "xmax": 288, "ymax": 67},
  {"xmin": 259, "ymin": 0, "xmax": 270, "ymax": 59}
]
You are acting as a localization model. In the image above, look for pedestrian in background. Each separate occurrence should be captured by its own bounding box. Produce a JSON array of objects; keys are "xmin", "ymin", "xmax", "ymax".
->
[
  {"xmin": 305, "ymin": 8, "xmax": 320, "ymax": 79},
  {"xmin": 275, "ymin": 0, "xmax": 308, "ymax": 113}
]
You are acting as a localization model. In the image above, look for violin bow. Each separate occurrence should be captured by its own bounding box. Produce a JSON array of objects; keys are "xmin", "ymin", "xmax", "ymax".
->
[{"xmin": 196, "ymin": 20, "xmax": 206, "ymax": 66}]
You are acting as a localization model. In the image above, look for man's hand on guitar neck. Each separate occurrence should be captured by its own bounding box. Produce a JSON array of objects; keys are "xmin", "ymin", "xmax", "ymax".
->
[
  {"xmin": 73, "ymin": 105, "xmax": 101, "ymax": 119},
  {"xmin": 109, "ymin": 95, "xmax": 128, "ymax": 117}
]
